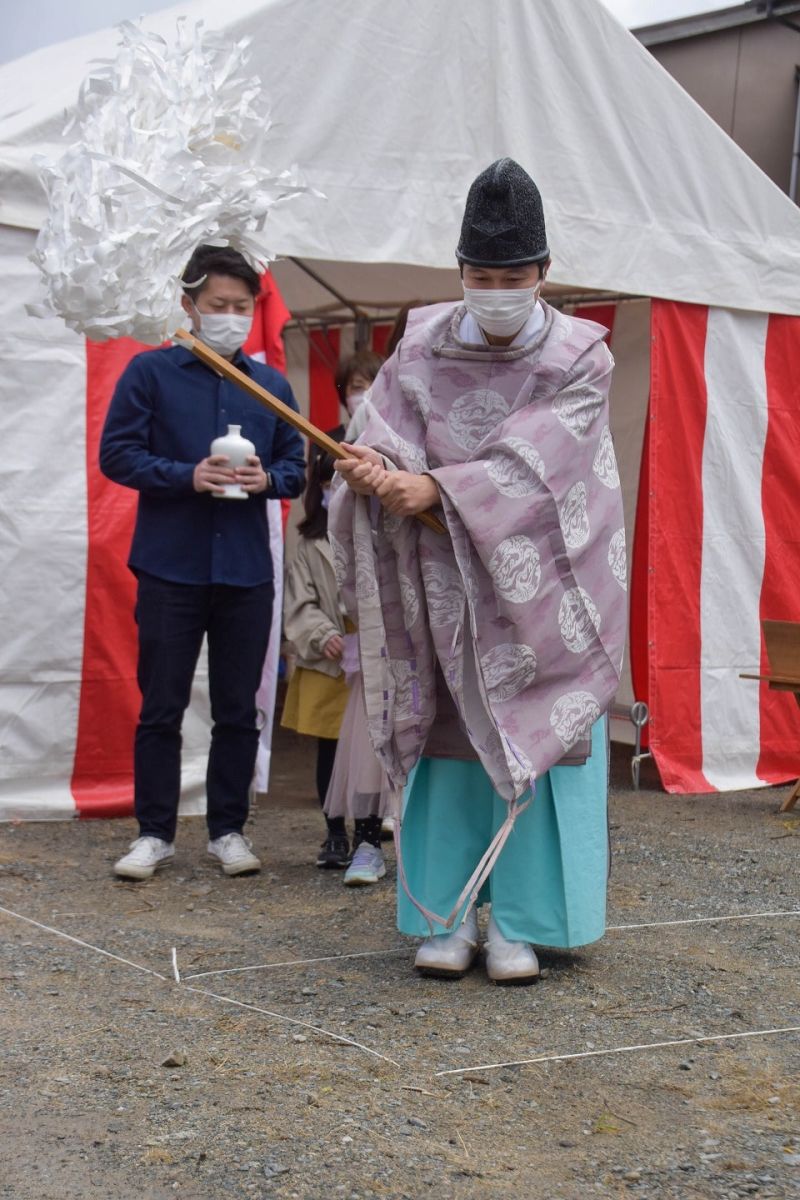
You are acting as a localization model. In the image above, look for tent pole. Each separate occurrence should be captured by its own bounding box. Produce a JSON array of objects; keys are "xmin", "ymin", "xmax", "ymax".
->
[
  {"xmin": 791, "ymin": 65, "xmax": 800, "ymax": 203},
  {"xmin": 288, "ymin": 258, "xmax": 371, "ymax": 349}
]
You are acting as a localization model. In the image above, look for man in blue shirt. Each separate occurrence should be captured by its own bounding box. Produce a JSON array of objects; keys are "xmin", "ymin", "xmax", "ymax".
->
[{"xmin": 100, "ymin": 245, "xmax": 305, "ymax": 880}]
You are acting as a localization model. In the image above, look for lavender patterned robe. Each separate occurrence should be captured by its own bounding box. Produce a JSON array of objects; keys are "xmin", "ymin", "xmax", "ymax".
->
[{"xmin": 329, "ymin": 300, "xmax": 626, "ymax": 806}]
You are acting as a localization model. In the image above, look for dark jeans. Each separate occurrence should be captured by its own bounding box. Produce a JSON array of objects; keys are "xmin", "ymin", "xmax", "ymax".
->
[{"xmin": 133, "ymin": 572, "xmax": 274, "ymax": 842}]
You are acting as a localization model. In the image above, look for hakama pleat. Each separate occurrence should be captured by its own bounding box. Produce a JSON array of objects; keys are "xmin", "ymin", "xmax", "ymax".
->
[{"xmin": 396, "ymin": 717, "xmax": 609, "ymax": 948}]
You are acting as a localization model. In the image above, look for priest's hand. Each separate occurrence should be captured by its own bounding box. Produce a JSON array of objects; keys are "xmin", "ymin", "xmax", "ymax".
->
[
  {"xmin": 194, "ymin": 454, "xmax": 236, "ymax": 494},
  {"xmin": 334, "ymin": 443, "xmax": 387, "ymax": 495},
  {"xmin": 375, "ymin": 471, "xmax": 441, "ymax": 517}
]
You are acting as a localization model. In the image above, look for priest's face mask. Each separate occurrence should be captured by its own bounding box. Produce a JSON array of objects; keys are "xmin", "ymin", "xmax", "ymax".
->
[{"xmin": 461, "ymin": 261, "xmax": 549, "ymax": 339}]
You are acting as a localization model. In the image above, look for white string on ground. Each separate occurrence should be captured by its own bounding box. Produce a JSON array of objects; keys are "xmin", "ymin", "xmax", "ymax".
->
[
  {"xmin": 183, "ymin": 909, "xmax": 800, "ymax": 981},
  {"xmin": 183, "ymin": 945, "xmax": 408, "ymax": 981},
  {"xmin": 608, "ymin": 909, "xmax": 800, "ymax": 932},
  {"xmin": 183, "ymin": 984, "xmax": 401, "ymax": 1067},
  {"xmin": 0, "ymin": 903, "xmax": 399, "ymax": 1067},
  {"xmin": 435, "ymin": 1025, "xmax": 800, "ymax": 1077},
  {"xmin": 0, "ymin": 902, "xmax": 170, "ymax": 981}
]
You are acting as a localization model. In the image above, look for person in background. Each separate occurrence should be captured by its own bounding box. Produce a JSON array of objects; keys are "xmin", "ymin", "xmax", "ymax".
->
[
  {"xmin": 335, "ymin": 349, "xmax": 384, "ymax": 442},
  {"xmin": 322, "ymin": 630, "xmax": 389, "ymax": 886},
  {"xmin": 384, "ymin": 301, "xmax": 426, "ymax": 360},
  {"xmin": 101, "ymin": 244, "xmax": 305, "ymax": 881},
  {"xmin": 281, "ymin": 440, "xmax": 383, "ymax": 871},
  {"xmin": 333, "ymin": 346, "xmax": 397, "ymax": 848}
]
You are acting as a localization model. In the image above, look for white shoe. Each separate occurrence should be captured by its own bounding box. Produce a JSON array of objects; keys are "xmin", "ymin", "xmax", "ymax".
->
[
  {"xmin": 344, "ymin": 842, "xmax": 386, "ymax": 886},
  {"xmin": 207, "ymin": 832, "xmax": 261, "ymax": 876},
  {"xmin": 485, "ymin": 914, "xmax": 540, "ymax": 984},
  {"xmin": 414, "ymin": 908, "xmax": 479, "ymax": 979},
  {"xmin": 380, "ymin": 817, "xmax": 395, "ymax": 841},
  {"xmin": 114, "ymin": 836, "xmax": 174, "ymax": 881}
]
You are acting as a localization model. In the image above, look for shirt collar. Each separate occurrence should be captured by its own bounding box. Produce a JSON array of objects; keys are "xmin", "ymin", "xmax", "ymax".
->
[{"xmin": 172, "ymin": 342, "xmax": 253, "ymax": 374}]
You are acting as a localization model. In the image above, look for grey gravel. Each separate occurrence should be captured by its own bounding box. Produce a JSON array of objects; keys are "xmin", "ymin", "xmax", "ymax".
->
[{"xmin": 0, "ymin": 743, "xmax": 798, "ymax": 1199}]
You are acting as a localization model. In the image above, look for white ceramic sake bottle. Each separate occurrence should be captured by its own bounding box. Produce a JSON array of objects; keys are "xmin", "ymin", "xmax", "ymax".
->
[{"xmin": 209, "ymin": 424, "xmax": 255, "ymax": 500}]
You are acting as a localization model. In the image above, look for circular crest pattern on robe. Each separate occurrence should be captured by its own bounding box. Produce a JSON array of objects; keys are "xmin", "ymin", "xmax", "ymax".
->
[
  {"xmin": 420, "ymin": 560, "xmax": 465, "ymax": 628},
  {"xmin": 550, "ymin": 691, "xmax": 602, "ymax": 749},
  {"xmin": 399, "ymin": 375, "xmax": 433, "ymax": 424},
  {"xmin": 447, "ymin": 389, "xmax": 510, "ymax": 452},
  {"xmin": 608, "ymin": 528, "xmax": 628, "ymax": 591},
  {"xmin": 553, "ymin": 385, "xmax": 604, "ymax": 440},
  {"xmin": 593, "ymin": 426, "xmax": 621, "ymax": 489},
  {"xmin": 559, "ymin": 587, "xmax": 602, "ymax": 654},
  {"xmin": 560, "ymin": 482, "xmax": 591, "ymax": 549},
  {"xmin": 489, "ymin": 535, "xmax": 542, "ymax": 603},
  {"xmin": 480, "ymin": 643, "xmax": 539, "ymax": 703},
  {"xmin": 399, "ymin": 573, "xmax": 421, "ymax": 628},
  {"xmin": 485, "ymin": 436, "xmax": 547, "ymax": 497}
]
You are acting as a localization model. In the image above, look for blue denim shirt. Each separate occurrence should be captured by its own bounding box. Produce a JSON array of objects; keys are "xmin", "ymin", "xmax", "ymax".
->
[{"xmin": 99, "ymin": 344, "xmax": 306, "ymax": 586}]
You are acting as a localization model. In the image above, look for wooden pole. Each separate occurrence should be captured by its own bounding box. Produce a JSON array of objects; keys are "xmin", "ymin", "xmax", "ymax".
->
[{"xmin": 173, "ymin": 328, "xmax": 446, "ymax": 535}]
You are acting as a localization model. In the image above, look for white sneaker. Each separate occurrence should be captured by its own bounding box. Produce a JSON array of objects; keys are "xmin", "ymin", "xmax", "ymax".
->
[
  {"xmin": 207, "ymin": 832, "xmax": 261, "ymax": 876},
  {"xmin": 114, "ymin": 836, "xmax": 174, "ymax": 881},
  {"xmin": 344, "ymin": 842, "xmax": 386, "ymax": 886},
  {"xmin": 414, "ymin": 907, "xmax": 479, "ymax": 979},
  {"xmin": 380, "ymin": 817, "xmax": 395, "ymax": 841},
  {"xmin": 485, "ymin": 913, "xmax": 540, "ymax": 984}
]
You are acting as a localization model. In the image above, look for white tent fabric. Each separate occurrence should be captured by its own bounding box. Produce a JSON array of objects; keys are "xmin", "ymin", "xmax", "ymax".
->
[{"xmin": 2, "ymin": 0, "xmax": 800, "ymax": 316}]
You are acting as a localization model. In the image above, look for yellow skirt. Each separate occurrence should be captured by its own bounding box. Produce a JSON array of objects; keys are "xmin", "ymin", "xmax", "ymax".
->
[{"xmin": 281, "ymin": 666, "xmax": 349, "ymax": 740}]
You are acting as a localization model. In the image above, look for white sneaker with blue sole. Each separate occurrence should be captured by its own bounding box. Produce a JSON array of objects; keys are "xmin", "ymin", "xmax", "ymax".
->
[{"xmin": 343, "ymin": 842, "xmax": 386, "ymax": 886}]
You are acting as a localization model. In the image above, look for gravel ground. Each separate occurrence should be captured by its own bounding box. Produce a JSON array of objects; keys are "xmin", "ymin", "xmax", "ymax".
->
[{"xmin": 0, "ymin": 739, "xmax": 798, "ymax": 1200}]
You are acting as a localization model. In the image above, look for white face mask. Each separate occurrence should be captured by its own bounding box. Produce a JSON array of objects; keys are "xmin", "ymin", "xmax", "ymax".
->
[
  {"xmin": 462, "ymin": 284, "xmax": 541, "ymax": 338},
  {"xmin": 345, "ymin": 390, "xmax": 366, "ymax": 417},
  {"xmin": 196, "ymin": 311, "xmax": 253, "ymax": 357}
]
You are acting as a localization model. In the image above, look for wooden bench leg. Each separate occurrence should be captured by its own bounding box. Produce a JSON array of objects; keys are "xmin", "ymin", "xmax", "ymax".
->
[{"xmin": 780, "ymin": 778, "xmax": 800, "ymax": 813}]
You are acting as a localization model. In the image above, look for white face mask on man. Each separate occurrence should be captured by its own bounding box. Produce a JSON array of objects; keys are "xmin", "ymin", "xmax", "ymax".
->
[
  {"xmin": 195, "ymin": 311, "xmax": 253, "ymax": 357},
  {"xmin": 462, "ymin": 283, "xmax": 542, "ymax": 338}
]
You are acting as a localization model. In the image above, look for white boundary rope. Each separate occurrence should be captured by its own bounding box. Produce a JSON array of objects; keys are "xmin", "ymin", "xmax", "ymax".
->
[
  {"xmin": 0, "ymin": 902, "xmax": 399, "ymax": 1068},
  {"xmin": 608, "ymin": 909, "xmax": 800, "ymax": 932},
  {"xmin": 183, "ymin": 909, "xmax": 800, "ymax": 981},
  {"xmin": 183, "ymin": 946, "xmax": 408, "ymax": 981},
  {"xmin": 0, "ymin": 902, "xmax": 169, "ymax": 981},
  {"xmin": 2, "ymin": 900, "xmax": 797, "ymax": 1078},
  {"xmin": 182, "ymin": 984, "xmax": 400, "ymax": 1066},
  {"xmin": 434, "ymin": 1026, "xmax": 800, "ymax": 1077}
]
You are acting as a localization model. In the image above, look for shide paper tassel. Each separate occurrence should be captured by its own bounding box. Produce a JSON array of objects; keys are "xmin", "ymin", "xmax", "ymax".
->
[{"xmin": 29, "ymin": 20, "xmax": 314, "ymax": 344}]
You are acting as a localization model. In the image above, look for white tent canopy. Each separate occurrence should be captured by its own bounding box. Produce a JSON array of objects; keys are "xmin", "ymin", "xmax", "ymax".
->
[{"xmin": 2, "ymin": 0, "xmax": 800, "ymax": 316}]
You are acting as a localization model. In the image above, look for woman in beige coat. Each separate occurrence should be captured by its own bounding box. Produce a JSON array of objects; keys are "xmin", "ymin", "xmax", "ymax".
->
[{"xmin": 281, "ymin": 442, "xmax": 383, "ymax": 871}]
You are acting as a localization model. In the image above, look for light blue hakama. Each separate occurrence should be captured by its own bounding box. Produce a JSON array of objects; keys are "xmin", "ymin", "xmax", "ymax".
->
[{"xmin": 397, "ymin": 717, "xmax": 609, "ymax": 948}]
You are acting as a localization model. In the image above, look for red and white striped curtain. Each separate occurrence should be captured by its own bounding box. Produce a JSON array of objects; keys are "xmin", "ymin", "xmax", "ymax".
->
[{"xmin": 635, "ymin": 301, "xmax": 800, "ymax": 792}]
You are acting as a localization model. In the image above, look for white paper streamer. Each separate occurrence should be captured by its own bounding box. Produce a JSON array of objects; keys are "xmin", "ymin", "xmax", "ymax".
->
[{"xmin": 29, "ymin": 20, "xmax": 316, "ymax": 344}]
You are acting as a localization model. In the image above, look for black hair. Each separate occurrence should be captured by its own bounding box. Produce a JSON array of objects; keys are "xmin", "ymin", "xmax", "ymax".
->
[
  {"xmin": 334, "ymin": 349, "xmax": 384, "ymax": 406},
  {"xmin": 181, "ymin": 244, "xmax": 261, "ymax": 298},
  {"xmin": 297, "ymin": 432, "xmax": 343, "ymax": 540}
]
